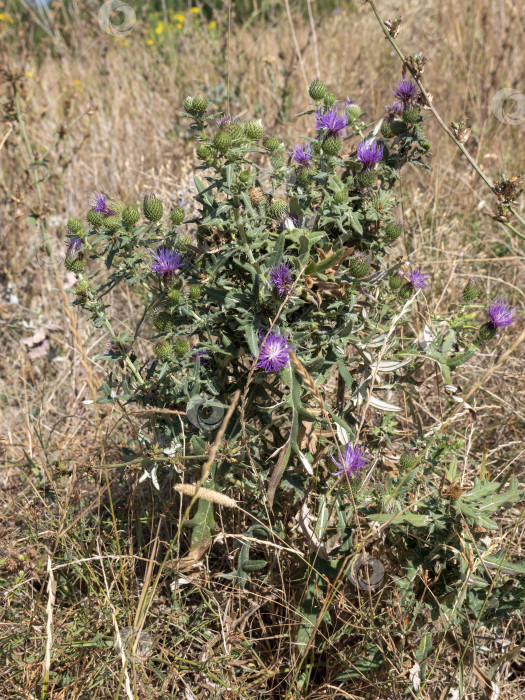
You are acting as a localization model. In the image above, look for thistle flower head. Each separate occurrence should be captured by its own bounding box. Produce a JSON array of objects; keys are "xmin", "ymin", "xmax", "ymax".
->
[
  {"xmin": 315, "ymin": 105, "xmax": 348, "ymax": 137},
  {"xmin": 255, "ymin": 331, "xmax": 292, "ymax": 373},
  {"xmin": 90, "ymin": 190, "xmax": 112, "ymax": 215},
  {"xmin": 385, "ymin": 101, "xmax": 404, "ymax": 119},
  {"xmin": 406, "ymin": 265, "xmax": 430, "ymax": 290},
  {"xmin": 280, "ymin": 215, "xmax": 299, "ymax": 231},
  {"xmin": 487, "ymin": 297, "xmax": 517, "ymax": 328},
  {"xmin": 66, "ymin": 232, "xmax": 82, "ymax": 255},
  {"xmin": 191, "ymin": 348, "xmax": 210, "ymax": 365},
  {"xmin": 290, "ymin": 142, "xmax": 313, "ymax": 167},
  {"xmin": 356, "ymin": 138, "xmax": 384, "ymax": 169},
  {"xmin": 331, "ymin": 442, "xmax": 370, "ymax": 478},
  {"xmin": 392, "ymin": 76, "xmax": 419, "ymax": 105},
  {"xmin": 269, "ymin": 259, "xmax": 293, "ymax": 296},
  {"xmin": 148, "ymin": 245, "xmax": 184, "ymax": 277}
]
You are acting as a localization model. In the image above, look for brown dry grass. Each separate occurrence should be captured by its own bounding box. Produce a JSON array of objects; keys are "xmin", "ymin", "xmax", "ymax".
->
[{"xmin": 0, "ymin": 1, "xmax": 524, "ymax": 698}]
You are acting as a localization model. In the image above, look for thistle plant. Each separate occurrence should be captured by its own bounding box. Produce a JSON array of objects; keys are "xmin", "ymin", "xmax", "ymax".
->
[{"xmin": 64, "ymin": 77, "xmax": 522, "ymax": 694}]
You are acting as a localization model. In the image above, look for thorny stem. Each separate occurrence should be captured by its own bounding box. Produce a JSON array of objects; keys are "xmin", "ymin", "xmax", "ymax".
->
[{"xmin": 367, "ymin": 0, "xmax": 525, "ymax": 241}]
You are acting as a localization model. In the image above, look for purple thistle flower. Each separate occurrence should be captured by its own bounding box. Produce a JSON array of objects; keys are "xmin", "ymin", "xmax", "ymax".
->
[
  {"xmin": 385, "ymin": 101, "xmax": 404, "ymax": 119},
  {"xmin": 487, "ymin": 297, "xmax": 517, "ymax": 329},
  {"xmin": 406, "ymin": 266, "xmax": 430, "ymax": 290},
  {"xmin": 191, "ymin": 349, "xmax": 210, "ymax": 365},
  {"xmin": 315, "ymin": 105, "xmax": 348, "ymax": 137},
  {"xmin": 66, "ymin": 232, "xmax": 82, "ymax": 255},
  {"xmin": 255, "ymin": 331, "xmax": 291, "ymax": 373},
  {"xmin": 356, "ymin": 138, "xmax": 384, "ymax": 169},
  {"xmin": 290, "ymin": 142, "xmax": 313, "ymax": 167},
  {"xmin": 90, "ymin": 190, "xmax": 112, "ymax": 216},
  {"xmin": 148, "ymin": 245, "xmax": 185, "ymax": 277},
  {"xmin": 331, "ymin": 442, "xmax": 370, "ymax": 478},
  {"xmin": 345, "ymin": 97, "xmax": 356, "ymax": 107},
  {"xmin": 269, "ymin": 260, "xmax": 293, "ymax": 296},
  {"xmin": 392, "ymin": 76, "xmax": 418, "ymax": 106}
]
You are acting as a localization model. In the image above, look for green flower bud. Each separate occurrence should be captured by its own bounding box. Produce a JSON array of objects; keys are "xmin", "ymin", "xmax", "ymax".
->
[
  {"xmin": 87, "ymin": 209, "xmax": 104, "ymax": 228},
  {"xmin": 65, "ymin": 257, "xmax": 85, "ymax": 274},
  {"xmin": 153, "ymin": 311, "xmax": 174, "ymax": 333},
  {"xmin": 419, "ymin": 139, "xmax": 431, "ymax": 152},
  {"xmin": 333, "ymin": 190, "xmax": 347, "ymax": 204},
  {"xmin": 381, "ymin": 120, "xmax": 394, "ymax": 139},
  {"xmin": 323, "ymin": 93, "xmax": 336, "ymax": 107},
  {"xmin": 75, "ymin": 279, "xmax": 90, "ymax": 297},
  {"xmin": 185, "ymin": 94, "xmax": 208, "ymax": 117},
  {"xmin": 226, "ymin": 121, "xmax": 245, "ymax": 141},
  {"xmin": 384, "ymin": 221, "xmax": 403, "ymax": 241},
  {"xmin": 296, "ymin": 168, "xmax": 310, "ymax": 187},
  {"xmin": 322, "ymin": 135, "xmax": 342, "ymax": 157},
  {"xmin": 110, "ymin": 200, "xmax": 126, "ymax": 215},
  {"xmin": 476, "ymin": 323, "xmax": 497, "ymax": 344},
  {"xmin": 189, "ymin": 284, "xmax": 201, "ymax": 300},
  {"xmin": 196, "ymin": 144, "xmax": 212, "ymax": 160},
  {"xmin": 239, "ymin": 170, "xmax": 251, "ymax": 184},
  {"xmin": 244, "ymin": 119, "xmax": 264, "ymax": 141},
  {"xmin": 346, "ymin": 103, "xmax": 362, "ymax": 121},
  {"xmin": 309, "ymin": 79, "xmax": 327, "ymax": 102},
  {"xmin": 170, "ymin": 207, "xmax": 185, "ymax": 226},
  {"xmin": 348, "ymin": 253, "xmax": 370, "ymax": 279},
  {"xmin": 402, "ymin": 106, "xmax": 420, "ymax": 124},
  {"xmin": 269, "ymin": 198, "xmax": 288, "ymax": 220},
  {"xmin": 270, "ymin": 153, "xmax": 285, "ymax": 170},
  {"xmin": 104, "ymin": 215, "xmax": 122, "ymax": 232},
  {"xmin": 398, "ymin": 284, "xmax": 413, "ymax": 301},
  {"xmin": 357, "ymin": 169, "xmax": 376, "ymax": 187},
  {"xmin": 399, "ymin": 452, "xmax": 418, "ymax": 471},
  {"xmin": 67, "ymin": 217, "xmax": 83, "ymax": 234},
  {"xmin": 122, "ymin": 205, "xmax": 140, "ymax": 228},
  {"xmin": 175, "ymin": 235, "xmax": 192, "ymax": 253},
  {"xmin": 389, "ymin": 273, "xmax": 404, "ymax": 291},
  {"xmin": 462, "ymin": 278, "xmax": 479, "ymax": 303},
  {"xmin": 391, "ymin": 119, "xmax": 407, "ymax": 135},
  {"xmin": 166, "ymin": 287, "xmax": 182, "ymax": 306},
  {"xmin": 143, "ymin": 193, "xmax": 163, "ymax": 222},
  {"xmin": 213, "ymin": 130, "xmax": 232, "ymax": 154},
  {"xmin": 155, "ymin": 341, "xmax": 173, "ymax": 360},
  {"xmin": 174, "ymin": 338, "xmax": 188, "ymax": 357},
  {"xmin": 263, "ymin": 135, "xmax": 280, "ymax": 152}
]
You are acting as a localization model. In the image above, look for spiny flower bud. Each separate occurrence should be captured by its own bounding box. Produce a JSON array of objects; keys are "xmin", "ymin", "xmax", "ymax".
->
[
  {"xmin": 357, "ymin": 169, "xmax": 376, "ymax": 187},
  {"xmin": 296, "ymin": 168, "xmax": 310, "ymax": 187},
  {"xmin": 155, "ymin": 341, "xmax": 173, "ymax": 360},
  {"xmin": 346, "ymin": 103, "xmax": 362, "ymax": 121},
  {"xmin": 389, "ymin": 273, "xmax": 404, "ymax": 291},
  {"xmin": 323, "ymin": 93, "xmax": 336, "ymax": 107},
  {"xmin": 67, "ymin": 217, "xmax": 83, "ymax": 234},
  {"xmin": 391, "ymin": 120, "xmax": 407, "ymax": 136},
  {"xmin": 399, "ymin": 451, "xmax": 418, "ymax": 470},
  {"xmin": 122, "ymin": 205, "xmax": 140, "ymax": 228},
  {"xmin": 189, "ymin": 284, "xmax": 201, "ymax": 300},
  {"xmin": 75, "ymin": 279, "xmax": 90, "ymax": 297},
  {"xmin": 348, "ymin": 253, "xmax": 370, "ymax": 279},
  {"xmin": 239, "ymin": 170, "xmax": 251, "ymax": 184},
  {"xmin": 269, "ymin": 198, "xmax": 288, "ymax": 220},
  {"xmin": 196, "ymin": 144, "xmax": 212, "ymax": 160},
  {"xmin": 398, "ymin": 284, "xmax": 413, "ymax": 301},
  {"xmin": 402, "ymin": 106, "xmax": 420, "ymax": 124},
  {"xmin": 333, "ymin": 190, "xmax": 347, "ymax": 204},
  {"xmin": 263, "ymin": 135, "xmax": 280, "ymax": 152},
  {"xmin": 381, "ymin": 120, "xmax": 394, "ymax": 139},
  {"xmin": 226, "ymin": 120, "xmax": 245, "ymax": 141},
  {"xmin": 174, "ymin": 338, "xmax": 189, "ymax": 357},
  {"xmin": 249, "ymin": 187, "xmax": 265, "ymax": 206},
  {"xmin": 270, "ymin": 153, "xmax": 285, "ymax": 170},
  {"xmin": 87, "ymin": 209, "xmax": 104, "ymax": 228},
  {"xmin": 65, "ymin": 257, "xmax": 85, "ymax": 274},
  {"xmin": 322, "ymin": 135, "xmax": 342, "ymax": 157},
  {"xmin": 384, "ymin": 221, "xmax": 403, "ymax": 241},
  {"xmin": 213, "ymin": 130, "xmax": 232, "ymax": 154},
  {"xmin": 309, "ymin": 79, "xmax": 327, "ymax": 101},
  {"xmin": 175, "ymin": 235, "xmax": 192, "ymax": 252},
  {"xmin": 170, "ymin": 207, "xmax": 185, "ymax": 226},
  {"xmin": 153, "ymin": 311, "xmax": 174, "ymax": 333},
  {"xmin": 244, "ymin": 119, "xmax": 264, "ymax": 141},
  {"xmin": 143, "ymin": 193, "xmax": 163, "ymax": 222},
  {"xmin": 110, "ymin": 200, "xmax": 126, "ymax": 215},
  {"xmin": 476, "ymin": 323, "xmax": 497, "ymax": 344},
  {"xmin": 462, "ymin": 278, "xmax": 478, "ymax": 303},
  {"xmin": 166, "ymin": 287, "xmax": 182, "ymax": 306},
  {"xmin": 185, "ymin": 94, "xmax": 208, "ymax": 117},
  {"xmin": 104, "ymin": 215, "xmax": 122, "ymax": 232}
]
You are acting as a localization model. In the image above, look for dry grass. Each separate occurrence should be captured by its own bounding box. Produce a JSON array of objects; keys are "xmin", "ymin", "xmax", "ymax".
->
[{"xmin": 0, "ymin": 1, "xmax": 524, "ymax": 697}]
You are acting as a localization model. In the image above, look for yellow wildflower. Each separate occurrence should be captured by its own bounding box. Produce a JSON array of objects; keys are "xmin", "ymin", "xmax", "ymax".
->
[
  {"xmin": 0, "ymin": 12, "xmax": 14, "ymax": 23},
  {"xmin": 26, "ymin": 71, "xmax": 33, "ymax": 78},
  {"xmin": 155, "ymin": 20, "xmax": 163, "ymax": 35},
  {"xmin": 146, "ymin": 38, "xmax": 154, "ymax": 45},
  {"xmin": 176, "ymin": 23, "xmax": 182, "ymax": 30},
  {"xmin": 173, "ymin": 14, "xmax": 185, "ymax": 23},
  {"xmin": 207, "ymin": 21, "xmax": 217, "ymax": 30},
  {"xmin": 189, "ymin": 7, "xmax": 200, "ymax": 14}
]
